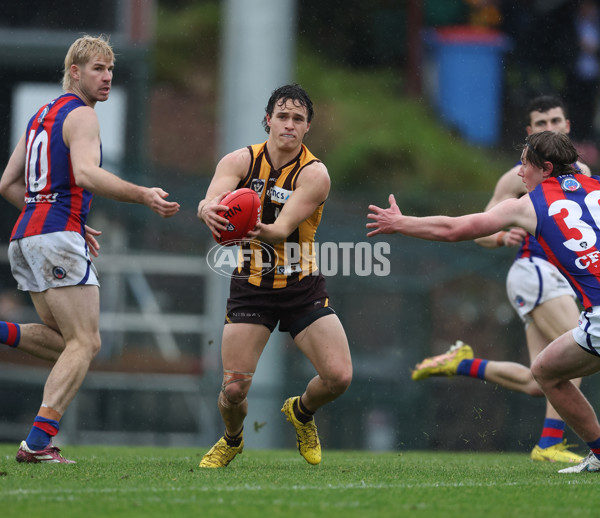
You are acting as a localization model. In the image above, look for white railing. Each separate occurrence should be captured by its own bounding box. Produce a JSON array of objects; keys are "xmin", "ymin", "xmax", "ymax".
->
[{"xmin": 0, "ymin": 244, "xmax": 226, "ymax": 446}]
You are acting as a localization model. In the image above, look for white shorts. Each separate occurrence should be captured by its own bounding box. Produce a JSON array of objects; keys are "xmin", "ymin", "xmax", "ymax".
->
[
  {"xmin": 573, "ymin": 307, "xmax": 600, "ymax": 357},
  {"xmin": 8, "ymin": 231, "xmax": 99, "ymax": 292},
  {"xmin": 506, "ymin": 256, "xmax": 576, "ymax": 323}
]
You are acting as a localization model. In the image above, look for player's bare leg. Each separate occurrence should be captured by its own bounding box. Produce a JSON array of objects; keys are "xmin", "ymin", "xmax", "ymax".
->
[
  {"xmin": 282, "ymin": 314, "xmax": 352, "ymax": 464},
  {"xmin": 411, "ymin": 321, "xmax": 583, "ymax": 462},
  {"xmin": 533, "ymin": 332, "xmax": 600, "ymax": 441},
  {"xmin": 1, "ymin": 322, "xmax": 65, "ymax": 362},
  {"xmin": 528, "ymin": 297, "xmax": 584, "ymax": 462},
  {"xmin": 17, "ymin": 285, "xmax": 101, "ymax": 464},
  {"xmin": 200, "ymin": 323, "xmax": 269, "ymax": 468},
  {"xmin": 483, "ymin": 360, "xmax": 543, "ymax": 395},
  {"xmin": 294, "ymin": 314, "xmax": 352, "ymax": 409},
  {"xmin": 30, "ymin": 286, "xmax": 101, "ymax": 414}
]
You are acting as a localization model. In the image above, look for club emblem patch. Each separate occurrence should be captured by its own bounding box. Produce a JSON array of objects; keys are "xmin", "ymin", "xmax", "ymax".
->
[
  {"xmin": 53, "ymin": 266, "xmax": 67, "ymax": 279},
  {"xmin": 561, "ymin": 177, "xmax": 581, "ymax": 192},
  {"xmin": 250, "ymin": 179, "xmax": 265, "ymax": 196}
]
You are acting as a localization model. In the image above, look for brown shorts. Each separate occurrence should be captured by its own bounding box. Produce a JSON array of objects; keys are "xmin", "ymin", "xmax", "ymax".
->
[{"xmin": 225, "ymin": 273, "xmax": 335, "ymax": 337}]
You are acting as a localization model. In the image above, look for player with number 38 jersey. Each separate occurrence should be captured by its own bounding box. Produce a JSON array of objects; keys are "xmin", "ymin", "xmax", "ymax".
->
[
  {"xmin": 366, "ymin": 130, "xmax": 600, "ymax": 474},
  {"xmin": 11, "ymin": 93, "xmax": 93, "ymax": 240},
  {"xmin": 530, "ymin": 174, "xmax": 600, "ymax": 310}
]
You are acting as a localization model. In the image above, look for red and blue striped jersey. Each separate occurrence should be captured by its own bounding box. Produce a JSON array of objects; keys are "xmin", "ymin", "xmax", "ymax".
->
[
  {"xmin": 513, "ymin": 161, "xmax": 583, "ymax": 263},
  {"xmin": 514, "ymin": 233, "xmax": 547, "ymax": 261},
  {"xmin": 529, "ymin": 174, "xmax": 600, "ymax": 309},
  {"xmin": 10, "ymin": 93, "xmax": 97, "ymax": 241}
]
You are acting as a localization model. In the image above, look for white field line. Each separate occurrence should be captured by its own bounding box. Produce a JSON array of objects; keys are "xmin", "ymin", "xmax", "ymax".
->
[{"xmin": 1, "ymin": 477, "xmax": 594, "ymax": 501}]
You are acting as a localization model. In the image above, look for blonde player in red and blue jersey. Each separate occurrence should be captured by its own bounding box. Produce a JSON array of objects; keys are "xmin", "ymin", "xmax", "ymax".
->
[
  {"xmin": 367, "ymin": 130, "xmax": 600, "ymax": 473},
  {"xmin": 410, "ymin": 96, "xmax": 588, "ymax": 463},
  {"xmin": 0, "ymin": 35, "xmax": 179, "ymax": 463}
]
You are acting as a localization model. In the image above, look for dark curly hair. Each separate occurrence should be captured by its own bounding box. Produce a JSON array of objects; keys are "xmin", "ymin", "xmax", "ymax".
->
[
  {"xmin": 262, "ymin": 83, "xmax": 314, "ymax": 133},
  {"xmin": 525, "ymin": 95, "xmax": 568, "ymax": 125}
]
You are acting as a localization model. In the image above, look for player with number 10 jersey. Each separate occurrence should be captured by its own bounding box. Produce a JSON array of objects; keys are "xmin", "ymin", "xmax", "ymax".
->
[{"xmin": 11, "ymin": 93, "xmax": 94, "ymax": 241}]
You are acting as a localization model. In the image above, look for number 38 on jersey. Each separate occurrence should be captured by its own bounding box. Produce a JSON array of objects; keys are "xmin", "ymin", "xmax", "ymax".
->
[{"xmin": 549, "ymin": 191, "xmax": 600, "ymax": 269}]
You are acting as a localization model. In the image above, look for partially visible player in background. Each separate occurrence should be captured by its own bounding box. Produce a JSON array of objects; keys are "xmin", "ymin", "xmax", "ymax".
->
[
  {"xmin": 367, "ymin": 130, "xmax": 600, "ymax": 474},
  {"xmin": 0, "ymin": 34, "xmax": 180, "ymax": 463},
  {"xmin": 411, "ymin": 96, "xmax": 589, "ymax": 463},
  {"xmin": 197, "ymin": 83, "xmax": 352, "ymax": 468}
]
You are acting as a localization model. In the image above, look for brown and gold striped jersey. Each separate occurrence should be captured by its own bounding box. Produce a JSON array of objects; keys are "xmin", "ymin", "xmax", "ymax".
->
[{"xmin": 235, "ymin": 141, "xmax": 324, "ymax": 289}]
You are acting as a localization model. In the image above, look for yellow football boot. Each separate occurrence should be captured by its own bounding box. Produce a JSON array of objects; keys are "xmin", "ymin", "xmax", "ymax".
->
[
  {"xmin": 199, "ymin": 436, "xmax": 243, "ymax": 468},
  {"xmin": 531, "ymin": 439, "xmax": 584, "ymax": 463},
  {"xmin": 412, "ymin": 341, "xmax": 474, "ymax": 381},
  {"xmin": 281, "ymin": 396, "xmax": 321, "ymax": 465}
]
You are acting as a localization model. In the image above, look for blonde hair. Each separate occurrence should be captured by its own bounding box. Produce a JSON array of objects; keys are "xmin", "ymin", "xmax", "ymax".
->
[{"xmin": 62, "ymin": 34, "xmax": 115, "ymax": 91}]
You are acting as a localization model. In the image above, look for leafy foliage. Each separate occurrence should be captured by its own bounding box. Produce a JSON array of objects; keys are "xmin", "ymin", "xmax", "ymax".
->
[
  {"xmin": 295, "ymin": 49, "xmax": 513, "ymax": 193},
  {"xmin": 154, "ymin": 1, "xmax": 220, "ymax": 89},
  {"xmin": 152, "ymin": 0, "xmax": 514, "ymax": 194}
]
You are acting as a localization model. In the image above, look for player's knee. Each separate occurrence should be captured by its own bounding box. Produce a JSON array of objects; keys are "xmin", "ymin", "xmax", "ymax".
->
[
  {"xmin": 88, "ymin": 332, "xmax": 102, "ymax": 359},
  {"xmin": 521, "ymin": 371, "xmax": 544, "ymax": 397},
  {"xmin": 219, "ymin": 387, "xmax": 248, "ymax": 420},
  {"xmin": 326, "ymin": 366, "xmax": 352, "ymax": 396},
  {"xmin": 64, "ymin": 332, "xmax": 101, "ymax": 360},
  {"xmin": 221, "ymin": 383, "xmax": 248, "ymax": 406},
  {"xmin": 220, "ymin": 370, "xmax": 253, "ymax": 406},
  {"xmin": 530, "ymin": 359, "xmax": 547, "ymax": 386}
]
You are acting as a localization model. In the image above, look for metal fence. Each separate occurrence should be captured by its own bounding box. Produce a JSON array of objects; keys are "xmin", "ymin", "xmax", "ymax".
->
[{"xmin": 1, "ymin": 190, "xmax": 598, "ymax": 454}]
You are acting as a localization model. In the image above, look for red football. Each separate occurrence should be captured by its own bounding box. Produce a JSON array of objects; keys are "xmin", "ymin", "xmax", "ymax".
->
[{"xmin": 213, "ymin": 188, "xmax": 261, "ymax": 245}]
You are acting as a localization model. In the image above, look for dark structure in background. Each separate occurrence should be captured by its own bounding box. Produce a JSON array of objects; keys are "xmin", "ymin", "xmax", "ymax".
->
[
  {"xmin": 299, "ymin": 0, "xmax": 600, "ymax": 155},
  {"xmin": 0, "ymin": 0, "xmax": 154, "ymax": 232},
  {"xmin": 0, "ymin": 0, "xmax": 160, "ymax": 267},
  {"xmin": 1, "ymin": 0, "xmax": 597, "ymax": 454}
]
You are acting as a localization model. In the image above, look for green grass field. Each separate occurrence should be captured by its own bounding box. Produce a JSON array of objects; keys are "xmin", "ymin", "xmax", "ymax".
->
[{"xmin": 1, "ymin": 444, "xmax": 597, "ymax": 518}]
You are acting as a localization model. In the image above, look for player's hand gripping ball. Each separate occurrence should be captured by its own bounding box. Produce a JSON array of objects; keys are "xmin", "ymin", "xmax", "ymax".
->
[{"xmin": 213, "ymin": 188, "xmax": 261, "ymax": 245}]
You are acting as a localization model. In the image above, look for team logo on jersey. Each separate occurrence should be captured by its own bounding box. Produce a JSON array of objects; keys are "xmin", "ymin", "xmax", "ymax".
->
[
  {"xmin": 37, "ymin": 106, "xmax": 50, "ymax": 124},
  {"xmin": 250, "ymin": 179, "xmax": 265, "ymax": 196},
  {"xmin": 25, "ymin": 193, "xmax": 58, "ymax": 204},
  {"xmin": 270, "ymin": 186, "xmax": 292, "ymax": 204},
  {"xmin": 277, "ymin": 263, "xmax": 302, "ymax": 276},
  {"xmin": 560, "ymin": 177, "xmax": 581, "ymax": 192},
  {"xmin": 52, "ymin": 266, "xmax": 67, "ymax": 279},
  {"xmin": 515, "ymin": 295, "xmax": 525, "ymax": 307}
]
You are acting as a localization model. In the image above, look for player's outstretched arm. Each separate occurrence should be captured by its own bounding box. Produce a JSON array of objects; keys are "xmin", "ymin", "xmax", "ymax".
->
[
  {"xmin": 474, "ymin": 166, "xmax": 526, "ymax": 248},
  {"xmin": 142, "ymin": 187, "xmax": 180, "ymax": 218},
  {"xmin": 66, "ymin": 106, "xmax": 180, "ymax": 217},
  {"xmin": 366, "ymin": 194, "xmax": 403, "ymax": 237},
  {"xmin": 367, "ymin": 194, "xmax": 534, "ymax": 242}
]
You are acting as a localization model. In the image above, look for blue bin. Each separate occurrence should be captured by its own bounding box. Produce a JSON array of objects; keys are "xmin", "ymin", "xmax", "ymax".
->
[{"xmin": 426, "ymin": 27, "xmax": 511, "ymax": 146}]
